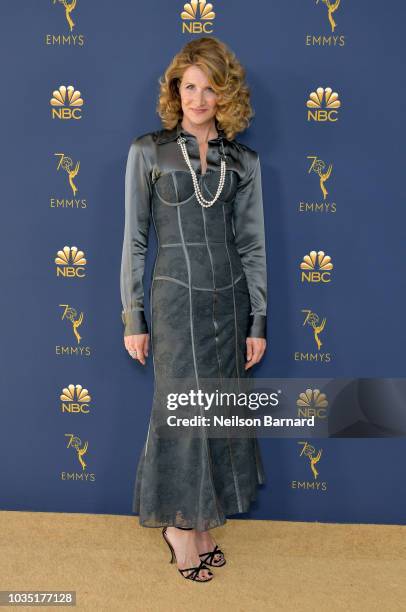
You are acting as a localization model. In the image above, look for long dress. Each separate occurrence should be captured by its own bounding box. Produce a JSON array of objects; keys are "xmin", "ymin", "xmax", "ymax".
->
[{"xmin": 120, "ymin": 120, "xmax": 268, "ymax": 531}]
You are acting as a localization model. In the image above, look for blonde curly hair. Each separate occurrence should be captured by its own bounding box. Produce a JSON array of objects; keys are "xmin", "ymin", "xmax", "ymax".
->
[{"xmin": 156, "ymin": 36, "xmax": 254, "ymax": 141}]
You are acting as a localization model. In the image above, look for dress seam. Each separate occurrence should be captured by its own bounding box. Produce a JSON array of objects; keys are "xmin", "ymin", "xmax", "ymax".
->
[
  {"xmin": 152, "ymin": 273, "xmax": 243, "ymax": 291},
  {"xmin": 177, "ymin": 203, "xmax": 223, "ymax": 526},
  {"xmin": 161, "ymin": 241, "xmax": 234, "ymax": 246},
  {"xmin": 222, "ymin": 203, "xmax": 244, "ymax": 513},
  {"xmin": 144, "ymin": 204, "xmax": 159, "ymax": 460},
  {"xmin": 201, "ymin": 204, "xmax": 223, "ymax": 381}
]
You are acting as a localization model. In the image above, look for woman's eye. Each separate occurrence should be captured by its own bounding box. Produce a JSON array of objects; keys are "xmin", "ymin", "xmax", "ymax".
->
[{"xmin": 185, "ymin": 85, "xmax": 214, "ymax": 92}]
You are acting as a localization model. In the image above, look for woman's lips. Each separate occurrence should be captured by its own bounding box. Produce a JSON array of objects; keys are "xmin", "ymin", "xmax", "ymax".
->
[{"xmin": 192, "ymin": 108, "xmax": 207, "ymax": 113}]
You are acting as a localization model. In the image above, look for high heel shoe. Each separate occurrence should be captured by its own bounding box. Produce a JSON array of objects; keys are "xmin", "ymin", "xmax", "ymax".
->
[
  {"xmin": 199, "ymin": 544, "xmax": 226, "ymax": 567},
  {"xmin": 162, "ymin": 527, "xmax": 214, "ymax": 582}
]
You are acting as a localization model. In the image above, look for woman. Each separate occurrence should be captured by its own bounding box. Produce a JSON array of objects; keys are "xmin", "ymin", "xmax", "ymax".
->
[{"xmin": 120, "ymin": 36, "xmax": 268, "ymax": 582}]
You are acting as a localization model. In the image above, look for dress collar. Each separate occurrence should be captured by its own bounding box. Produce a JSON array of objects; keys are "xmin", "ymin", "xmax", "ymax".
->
[{"xmin": 156, "ymin": 120, "xmax": 226, "ymax": 145}]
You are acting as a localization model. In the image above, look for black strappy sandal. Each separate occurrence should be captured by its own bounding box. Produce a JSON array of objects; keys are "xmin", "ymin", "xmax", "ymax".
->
[
  {"xmin": 199, "ymin": 544, "xmax": 226, "ymax": 567},
  {"xmin": 162, "ymin": 527, "xmax": 214, "ymax": 583}
]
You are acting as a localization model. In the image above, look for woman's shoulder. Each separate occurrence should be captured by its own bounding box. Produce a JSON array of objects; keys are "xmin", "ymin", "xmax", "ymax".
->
[
  {"xmin": 128, "ymin": 130, "xmax": 157, "ymax": 149},
  {"xmin": 229, "ymin": 138, "xmax": 258, "ymax": 156},
  {"xmin": 229, "ymin": 138, "xmax": 260, "ymax": 174},
  {"xmin": 126, "ymin": 130, "xmax": 164, "ymax": 166},
  {"xmin": 128, "ymin": 127, "xmax": 181, "ymax": 157}
]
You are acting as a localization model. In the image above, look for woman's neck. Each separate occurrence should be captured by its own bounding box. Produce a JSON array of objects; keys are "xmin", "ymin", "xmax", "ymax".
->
[{"xmin": 180, "ymin": 117, "xmax": 218, "ymax": 144}]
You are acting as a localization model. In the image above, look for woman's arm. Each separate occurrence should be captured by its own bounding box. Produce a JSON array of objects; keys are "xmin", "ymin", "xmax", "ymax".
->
[
  {"xmin": 120, "ymin": 137, "xmax": 152, "ymax": 337},
  {"xmin": 232, "ymin": 151, "xmax": 268, "ymax": 340}
]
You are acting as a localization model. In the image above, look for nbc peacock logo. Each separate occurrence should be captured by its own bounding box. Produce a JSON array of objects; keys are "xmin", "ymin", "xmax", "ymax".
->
[
  {"xmin": 296, "ymin": 389, "xmax": 328, "ymax": 419},
  {"xmin": 55, "ymin": 246, "xmax": 87, "ymax": 277},
  {"xmin": 60, "ymin": 384, "xmax": 92, "ymax": 414},
  {"xmin": 50, "ymin": 85, "xmax": 84, "ymax": 120},
  {"xmin": 306, "ymin": 86, "xmax": 341, "ymax": 122},
  {"xmin": 181, "ymin": 0, "xmax": 215, "ymax": 34},
  {"xmin": 300, "ymin": 250, "xmax": 333, "ymax": 283}
]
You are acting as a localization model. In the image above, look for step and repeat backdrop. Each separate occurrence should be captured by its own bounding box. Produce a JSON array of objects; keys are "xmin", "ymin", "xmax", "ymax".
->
[{"xmin": 1, "ymin": 1, "xmax": 405, "ymax": 524}]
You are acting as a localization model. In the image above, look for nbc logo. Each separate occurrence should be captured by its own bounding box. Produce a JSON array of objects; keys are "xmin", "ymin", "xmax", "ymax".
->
[
  {"xmin": 300, "ymin": 250, "xmax": 333, "ymax": 283},
  {"xmin": 50, "ymin": 85, "xmax": 84, "ymax": 120},
  {"xmin": 296, "ymin": 389, "xmax": 328, "ymax": 419},
  {"xmin": 60, "ymin": 384, "xmax": 92, "ymax": 414},
  {"xmin": 55, "ymin": 246, "xmax": 87, "ymax": 277},
  {"xmin": 181, "ymin": 0, "xmax": 215, "ymax": 33},
  {"xmin": 306, "ymin": 87, "xmax": 340, "ymax": 122}
]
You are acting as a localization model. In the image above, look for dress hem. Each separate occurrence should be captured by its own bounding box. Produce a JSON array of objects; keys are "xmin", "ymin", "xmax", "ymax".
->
[{"xmin": 133, "ymin": 480, "xmax": 265, "ymax": 531}]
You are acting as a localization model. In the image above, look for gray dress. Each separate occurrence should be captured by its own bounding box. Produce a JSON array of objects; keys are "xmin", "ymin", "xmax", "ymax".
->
[{"xmin": 120, "ymin": 120, "xmax": 268, "ymax": 531}]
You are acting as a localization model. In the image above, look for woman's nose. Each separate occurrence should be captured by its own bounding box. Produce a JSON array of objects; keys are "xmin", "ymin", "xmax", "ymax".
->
[{"xmin": 194, "ymin": 90, "xmax": 205, "ymax": 104}]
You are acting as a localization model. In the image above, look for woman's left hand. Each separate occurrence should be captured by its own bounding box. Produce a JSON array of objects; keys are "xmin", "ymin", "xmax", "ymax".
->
[{"xmin": 245, "ymin": 337, "xmax": 266, "ymax": 369}]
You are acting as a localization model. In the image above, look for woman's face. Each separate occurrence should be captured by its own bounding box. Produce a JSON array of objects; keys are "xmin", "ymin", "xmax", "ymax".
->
[{"xmin": 178, "ymin": 64, "xmax": 218, "ymax": 127}]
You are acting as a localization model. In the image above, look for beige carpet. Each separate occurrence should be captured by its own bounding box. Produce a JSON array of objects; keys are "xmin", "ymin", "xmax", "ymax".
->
[{"xmin": 1, "ymin": 511, "xmax": 405, "ymax": 611}]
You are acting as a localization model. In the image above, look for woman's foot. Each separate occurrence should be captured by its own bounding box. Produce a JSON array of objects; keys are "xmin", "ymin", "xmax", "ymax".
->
[
  {"xmin": 195, "ymin": 529, "xmax": 225, "ymax": 566},
  {"xmin": 165, "ymin": 527, "xmax": 213, "ymax": 581}
]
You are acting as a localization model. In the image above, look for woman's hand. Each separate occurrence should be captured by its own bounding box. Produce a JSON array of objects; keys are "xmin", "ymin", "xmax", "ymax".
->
[
  {"xmin": 124, "ymin": 333, "xmax": 149, "ymax": 365},
  {"xmin": 245, "ymin": 337, "xmax": 266, "ymax": 370}
]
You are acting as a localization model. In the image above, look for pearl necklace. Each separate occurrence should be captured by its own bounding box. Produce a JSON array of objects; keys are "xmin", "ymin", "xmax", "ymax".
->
[{"xmin": 177, "ymin": 135, "xmax": 227, "ymax": 208}]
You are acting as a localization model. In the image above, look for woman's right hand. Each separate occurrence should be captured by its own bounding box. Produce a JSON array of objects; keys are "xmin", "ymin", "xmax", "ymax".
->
[{"xmin": 124, "ymin": 333, "xmax": 149, "ymax": 365}]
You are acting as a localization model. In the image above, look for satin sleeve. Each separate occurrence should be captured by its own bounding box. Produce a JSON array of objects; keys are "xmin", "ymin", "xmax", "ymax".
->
[
  {"xmin": 232, "ymin": 153, "xmax": 268, "ymax": 339},
  {"xmin": 120, "ymin": 137, "xmax": 152, "ymax": 336}
]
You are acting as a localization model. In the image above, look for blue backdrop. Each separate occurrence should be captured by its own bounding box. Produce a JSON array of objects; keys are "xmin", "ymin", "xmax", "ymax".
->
[{"xmin": 1, "ymin": 1, "xmax": 405, "ymax": 524}]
